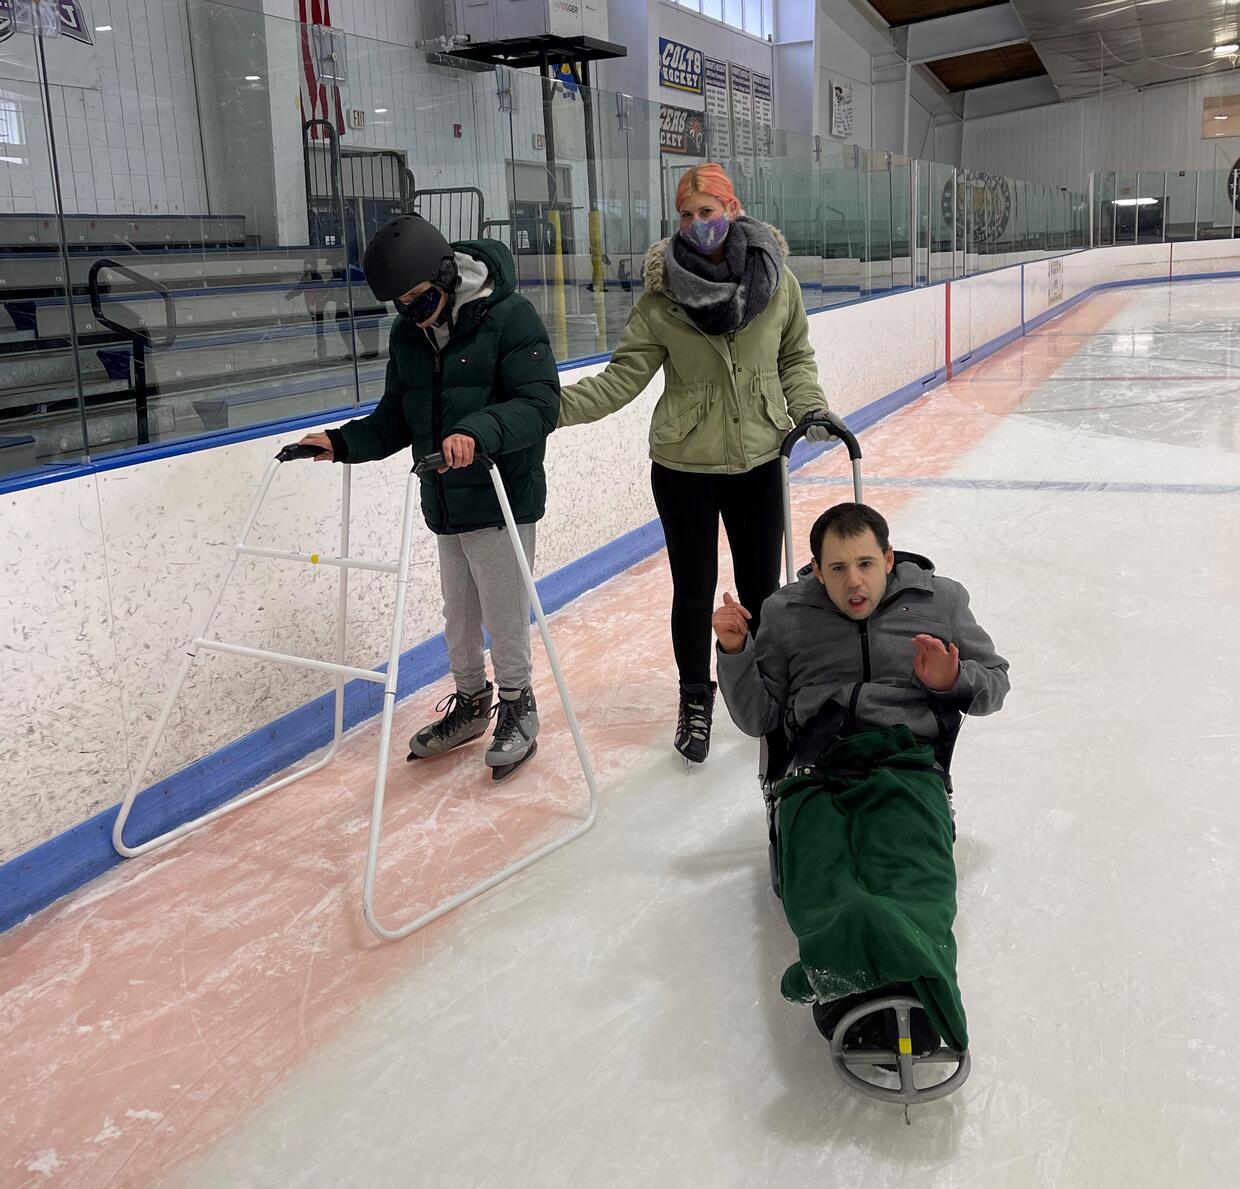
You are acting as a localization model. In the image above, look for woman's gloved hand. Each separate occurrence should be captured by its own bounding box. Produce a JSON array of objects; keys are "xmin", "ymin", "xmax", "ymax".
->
[{"xmin": 800, "ymin": 409, "xmax": 846, "ymax": 444}]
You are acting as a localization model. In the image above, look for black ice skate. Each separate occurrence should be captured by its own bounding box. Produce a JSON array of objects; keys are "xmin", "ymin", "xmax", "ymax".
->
[
  {"xmin": 674, "ymin": 681, "xmax": 716, "ymax": 768},
  {"xmin": 407, "ymin": 683, "xmax": 494, "ymax": 760},
  {"xmin": 485, "ymin": 686, "xmax": 539, "ymax": 781}
]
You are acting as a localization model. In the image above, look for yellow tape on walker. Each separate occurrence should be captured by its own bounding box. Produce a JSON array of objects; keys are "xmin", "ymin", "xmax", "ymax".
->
[
  {"xmin": 310, "ymin": 553, "xmax": 319, "ymax": 564},
  {"xmin": 898, "ymin": 1037, "xmax": 913, "ymax": 1055}
]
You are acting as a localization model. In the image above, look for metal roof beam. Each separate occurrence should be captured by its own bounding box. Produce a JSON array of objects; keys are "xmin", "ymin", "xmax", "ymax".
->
[
  {"xmin": 906, "ymin": 4, "xmax": 1030, "ymax": 66},
  {"xmin": 962, "ymin": 73, "xmax": 1061, "ymax": 120}
]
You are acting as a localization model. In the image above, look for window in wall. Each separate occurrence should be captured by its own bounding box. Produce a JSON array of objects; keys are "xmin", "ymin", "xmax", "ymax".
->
[{"xmin": 668, "ymin": 0, "xmax": 770, "ymax": 38}]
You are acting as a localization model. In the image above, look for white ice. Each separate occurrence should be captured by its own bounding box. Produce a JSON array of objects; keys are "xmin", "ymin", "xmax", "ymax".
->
[{"xmin": 171, "ymin": 281, "xmax": 1240, "ymax": 1189}]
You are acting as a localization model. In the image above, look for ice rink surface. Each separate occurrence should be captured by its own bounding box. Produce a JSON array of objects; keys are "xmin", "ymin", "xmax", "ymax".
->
[{"xmin": 3, "ymin": 280, "xmax": 1239, "ymax": 1188}]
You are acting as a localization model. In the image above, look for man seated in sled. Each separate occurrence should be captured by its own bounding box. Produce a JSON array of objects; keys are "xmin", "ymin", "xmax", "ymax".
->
[{"xmin": 712, "ymin": 501, "xmax": 1009, "ymax": 1058}]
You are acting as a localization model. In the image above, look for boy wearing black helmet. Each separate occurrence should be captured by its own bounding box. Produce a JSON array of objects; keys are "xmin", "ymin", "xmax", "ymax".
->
[{"xmin": 299, "ymin": 214, "xmax": 560, "ymax": 780}]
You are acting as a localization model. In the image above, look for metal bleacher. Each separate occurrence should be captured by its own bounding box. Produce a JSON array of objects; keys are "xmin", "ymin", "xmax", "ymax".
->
[{"xmin": 0, "ymin": 213, "xmax": 390, "ymax": 471}]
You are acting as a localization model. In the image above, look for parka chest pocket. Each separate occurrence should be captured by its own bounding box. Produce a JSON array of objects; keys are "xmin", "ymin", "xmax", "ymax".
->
[
  {"xmin": 443, "ymin": 352, "xmax": 493, "ymax": 392},
  {"xmin": 755, "ymin": 373, "xmax": 793, "ymax": 431},
  {"xmin": 878, "ymin": 606, "xmax": 955, "ymax": 666}
]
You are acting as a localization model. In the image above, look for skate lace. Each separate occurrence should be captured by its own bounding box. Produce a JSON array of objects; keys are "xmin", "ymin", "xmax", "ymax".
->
[
  {"xmin": 432, "ymin": 690, "xmax": 474, "ymax": 738},
  {"xmin": 678, "ymin": 698, "xmax": 711, "ymax": 741},
  {"xmin": 489, "ymin": 696, "xmax": 525, "ymax": 743}
]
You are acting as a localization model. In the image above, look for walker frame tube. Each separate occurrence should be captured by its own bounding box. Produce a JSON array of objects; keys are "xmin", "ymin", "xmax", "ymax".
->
[
  {"xmin": 361, "ymin": 456, "xmax": 600, "ymax": 941},
  {"xmin": 113, "ymin": 451, "xmax": 600, "ymax": 948},
  {"xmin": 111, "ymin": 457, "xmax": 363, "ymax": 858}
]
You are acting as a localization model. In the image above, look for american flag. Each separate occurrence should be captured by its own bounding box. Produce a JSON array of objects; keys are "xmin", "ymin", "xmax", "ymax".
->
[{"xmin": 298, "ymin": 0, "xmax": 345, "ymax": 138}]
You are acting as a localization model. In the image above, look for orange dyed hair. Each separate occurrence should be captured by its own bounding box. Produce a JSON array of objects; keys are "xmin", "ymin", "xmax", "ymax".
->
[{"xmin": 674, "ymin": 163, "xmax": 743, "ymax": 216}]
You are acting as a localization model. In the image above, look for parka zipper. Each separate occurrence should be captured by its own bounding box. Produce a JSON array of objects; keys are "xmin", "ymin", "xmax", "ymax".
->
[
  {"xmin": 665, "ymin": 304, "xmax": 745, "ymax": 470},
  {"xmin": 724, "ymin": 330, "xmax": 738, "ymax": 471},
  {"xmin": 430, "ymin": 342, "xmax": 449, "ymax": 534},
  {"xmin": 425, "ymin": 306, "xmax": 491, "ymax": 536},
  {"xmin": 846, "ymin": 619, "xmax": 872, "ymax": 727}
]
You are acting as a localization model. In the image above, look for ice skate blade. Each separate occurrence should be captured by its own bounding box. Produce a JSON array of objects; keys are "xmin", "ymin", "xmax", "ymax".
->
[
  {"xmin": 489, "ymin": 738, "xmax": 538, "ymax": 782},
  {"xmin": 406, "ymin": 733, "xmax": 486, "ymax": 762}
]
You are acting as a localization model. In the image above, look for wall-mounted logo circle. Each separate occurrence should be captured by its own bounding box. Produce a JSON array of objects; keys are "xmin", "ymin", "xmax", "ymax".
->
[{"xmin": 941, "ymin": 172, "xmax": 1013, "ymax": 242}]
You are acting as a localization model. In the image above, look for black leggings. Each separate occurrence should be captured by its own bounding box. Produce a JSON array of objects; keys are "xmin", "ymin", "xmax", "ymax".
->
[{"xmin": 651, "ymin": 459, "xmax": 784, "ymax": 686}]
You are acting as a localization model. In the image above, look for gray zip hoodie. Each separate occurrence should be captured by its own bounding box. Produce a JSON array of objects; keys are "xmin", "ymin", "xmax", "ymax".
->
[{"xmin": 716, "ymin": 553, "xmax": 1010, "ymax": 744}]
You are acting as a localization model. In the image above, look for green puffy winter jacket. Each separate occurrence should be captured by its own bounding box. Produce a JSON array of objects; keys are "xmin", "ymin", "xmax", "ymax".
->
[
  {"xmin": 327, "ymin": 239, "xmax": 560, "ymax": 535},
  {"xmin": 559, "ymin": 225, "xmax": 827, "ymax": 474}
]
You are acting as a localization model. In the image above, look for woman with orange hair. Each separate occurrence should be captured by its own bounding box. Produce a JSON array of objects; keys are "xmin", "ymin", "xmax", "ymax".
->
[{"xmin": 559, "ymin": 163, "xmax": 831, "ymax": 765}]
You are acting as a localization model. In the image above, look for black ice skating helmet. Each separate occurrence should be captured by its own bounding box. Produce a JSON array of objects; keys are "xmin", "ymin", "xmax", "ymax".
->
[{"xmin": 361, "ymin": 213, "xmax": 458, "ymax": 301}]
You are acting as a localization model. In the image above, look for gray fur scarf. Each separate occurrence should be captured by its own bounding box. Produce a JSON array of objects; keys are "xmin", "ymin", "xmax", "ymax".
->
[{"xmin": 659, "ymin": 216, "xmax": 784, "ymax": 336}]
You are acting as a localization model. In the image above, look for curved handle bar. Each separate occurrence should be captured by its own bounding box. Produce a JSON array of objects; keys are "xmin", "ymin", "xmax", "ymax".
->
[{"xmin": 780, "ymin": 411, "xmax": 861, "ymax": 461}]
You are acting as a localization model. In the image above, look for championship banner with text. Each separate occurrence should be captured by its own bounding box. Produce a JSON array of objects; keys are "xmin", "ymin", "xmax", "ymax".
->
[
  {"xmin": 703, "ymin": 57, "xmax": 731, "ymax": 161},
  {"xmin": 729, "ymin": 63, "xmax": 754, "ymax": 167},
  {"xmin": 659, "ymin": 104, "xmax": 706, "ymax": 156},
  {"xmin": 753, "ymin": 70, "xmax": 773, "ymax": 175},
  {"xmin": 659, "ymin": 37, "xmax": 703, "ymax": 94}
]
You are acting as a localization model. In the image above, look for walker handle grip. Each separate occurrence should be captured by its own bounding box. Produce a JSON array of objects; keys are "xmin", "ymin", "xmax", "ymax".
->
[
  {"xmin": 780, "ymin": 411, "xmax": 861, "ymax": 461},
  {"xmin": 276, "ymin": 443, "xmax": 328, "ymax": 462},
  {"xmin": 414, "ymin": 450, "xmax": 493, "ymax": 477}
]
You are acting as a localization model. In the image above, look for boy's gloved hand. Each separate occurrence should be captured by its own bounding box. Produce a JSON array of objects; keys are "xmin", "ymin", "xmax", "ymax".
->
[{"xmin": 438, "ymin": 433, "xmax": 477, "ymax": 473}]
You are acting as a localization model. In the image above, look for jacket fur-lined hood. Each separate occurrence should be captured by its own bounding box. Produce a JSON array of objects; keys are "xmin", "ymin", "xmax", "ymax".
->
[{"xmin": 642, "ymin": 219, "xmax": 789, "ymax": 296}]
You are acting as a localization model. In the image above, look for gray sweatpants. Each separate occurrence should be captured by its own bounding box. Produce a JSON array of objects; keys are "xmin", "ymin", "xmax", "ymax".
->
[{"xmin": 437, "ymin": 522, "xmax": 536, "ymax": 694}]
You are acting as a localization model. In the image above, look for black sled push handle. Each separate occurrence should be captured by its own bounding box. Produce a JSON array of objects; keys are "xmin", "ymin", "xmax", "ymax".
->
[
  {"xmin": 779, "ymin": 410, "xmax": 861, "ymax": 462},
  {"xmin": 778, "ymin": 411, "xmax": 864, "ymax": 585}
]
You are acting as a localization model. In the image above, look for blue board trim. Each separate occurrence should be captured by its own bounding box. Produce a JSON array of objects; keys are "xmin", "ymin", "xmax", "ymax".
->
[{"xmin": 4, "ymin": 259, "xmax": 1240, "ymax": 930}]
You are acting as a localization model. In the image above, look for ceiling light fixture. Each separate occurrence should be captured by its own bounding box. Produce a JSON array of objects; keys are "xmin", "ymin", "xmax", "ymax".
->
[
  {"xmin": 244, "ymin": 75, "xmax": 262, "ymax": 81},
  {"xmin": 375, "ymin": 108, "xmax": 389, "ymax": 113},
  {"xmin": 1113, "ymin": 197, "xmax": 1158, "ymax": 207},
  {"xmin": 1213, "ymin": 43, "xmax": 1239, "ymax": 56},
  {"xmin": 94, "ymin": 25, "xmax": 112, "ymax": 32},
  {"xmin": 1215, "ymin": 114, "xmax": 1231, "ymax": 120}
]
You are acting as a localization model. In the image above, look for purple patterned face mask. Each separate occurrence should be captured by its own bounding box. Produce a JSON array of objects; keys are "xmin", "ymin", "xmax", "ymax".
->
[{"xmin": 679, "ymin": 214, "xmax": 731, "ymax": 254}]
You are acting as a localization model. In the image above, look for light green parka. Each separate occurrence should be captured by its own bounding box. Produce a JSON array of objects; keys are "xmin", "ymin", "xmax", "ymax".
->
[{"xmin": 559, "ymin": 225, "xmax": 828, "ymax": 473}]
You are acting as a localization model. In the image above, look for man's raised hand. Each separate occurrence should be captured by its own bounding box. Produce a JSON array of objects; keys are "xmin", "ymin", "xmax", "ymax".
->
[
  {"xmin": 912, "ymin": 633, "xmax": 960, "ymax": 692},
  {"xmin": 713, "ymin": 592, "xmax": 752, "ymax": 654}
]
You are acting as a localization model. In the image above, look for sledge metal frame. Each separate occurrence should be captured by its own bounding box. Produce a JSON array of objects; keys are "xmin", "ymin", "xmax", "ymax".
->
[
  {"xmin": 829, "ymin": 995, "xmax": 971, "ymax": 1109},
  {"xmin": 769, "ymin": 414, "xmax": 972, "ymax": 1109},
  {"xmin": 113, "ymin": 447, "xmax": 600, "ymax": 943}
]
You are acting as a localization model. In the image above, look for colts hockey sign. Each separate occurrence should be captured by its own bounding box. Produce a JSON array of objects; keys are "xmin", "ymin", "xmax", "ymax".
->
[{"xmin": 659, "ymin": 38, "xmax": 703, "ymax": 95}]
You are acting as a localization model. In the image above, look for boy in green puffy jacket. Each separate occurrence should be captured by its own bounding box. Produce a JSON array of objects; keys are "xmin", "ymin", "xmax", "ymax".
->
[{"xmin": 300, "ymin": 214, "xmax": 559, "ymax": 780}]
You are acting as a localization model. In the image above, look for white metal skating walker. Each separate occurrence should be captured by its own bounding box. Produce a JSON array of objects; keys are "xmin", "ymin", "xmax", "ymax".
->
[{"xmin": 111, "ymin": 443, "xmax": 599, "ymax": 943}]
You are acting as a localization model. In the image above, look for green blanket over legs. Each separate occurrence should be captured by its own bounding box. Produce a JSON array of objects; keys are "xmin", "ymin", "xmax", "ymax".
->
[{"xmin": 776, "ymin": 725, "xmax": 968, "ymax": 1053}]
